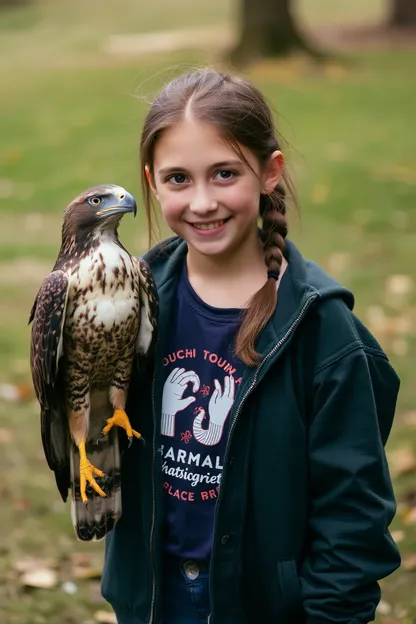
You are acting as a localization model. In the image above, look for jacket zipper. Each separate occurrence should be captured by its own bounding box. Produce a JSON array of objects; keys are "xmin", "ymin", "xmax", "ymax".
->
[
  {"xmin": 230, "ymin": 294, "xmax": 318, "ymax": 433},
  {"xmin": 149, "ymin": 371, "xmax": 157, "ymax": 624},
  {"xmin": 209, "ymin": 294, "xmax": 318, "ymax": 621}
]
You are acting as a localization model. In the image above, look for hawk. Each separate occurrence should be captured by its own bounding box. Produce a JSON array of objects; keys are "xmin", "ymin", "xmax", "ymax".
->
[{"xmin": 29, "ymin": 185, "xmax": 158, "ymax": 541}]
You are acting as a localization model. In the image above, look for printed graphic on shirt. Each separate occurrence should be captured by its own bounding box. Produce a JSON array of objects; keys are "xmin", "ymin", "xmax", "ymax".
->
[
  {"xmin": 162, "ymin": 367, "xmax": 235, "ymax": 446},
  {"xmin": 160, "ymin": 350, "xmax": 243, "ymax": 505}
]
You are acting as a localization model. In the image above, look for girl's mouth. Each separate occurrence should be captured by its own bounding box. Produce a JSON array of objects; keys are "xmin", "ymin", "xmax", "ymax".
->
[{"xmin": 190, "ymin": 218, "xmax": 230, "ymax": 231}]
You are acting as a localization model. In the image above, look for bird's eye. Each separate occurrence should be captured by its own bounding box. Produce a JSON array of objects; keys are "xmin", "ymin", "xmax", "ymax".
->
[{"xmin": 88, "ymin": 197, "xmax": 102, "ymax": 207}]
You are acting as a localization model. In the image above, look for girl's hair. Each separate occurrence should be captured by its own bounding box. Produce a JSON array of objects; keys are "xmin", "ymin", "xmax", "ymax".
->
[{"xmin": 140, "ymin": 68, "xmax": 294, "ymax": 366}]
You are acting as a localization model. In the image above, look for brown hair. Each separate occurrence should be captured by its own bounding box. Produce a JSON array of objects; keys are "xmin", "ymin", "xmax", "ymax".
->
[{"xmin": 140, "ymin": 68, "xmax": 293, "ymax": 366}]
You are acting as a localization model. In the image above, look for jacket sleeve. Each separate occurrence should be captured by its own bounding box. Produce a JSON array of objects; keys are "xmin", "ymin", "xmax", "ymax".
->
[{"xmin": 300, "ymin": 345, "xmax": 401, "ymax": 624}]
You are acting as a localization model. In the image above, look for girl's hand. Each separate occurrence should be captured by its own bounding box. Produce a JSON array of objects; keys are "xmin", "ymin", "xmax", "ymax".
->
[
  {"xmin": 193, "ymin": 376, "xmax": 235, "ymax": 446},
  {"xmin": 161, "ymin": 367, "xmax": 200, "ymax": 437}
]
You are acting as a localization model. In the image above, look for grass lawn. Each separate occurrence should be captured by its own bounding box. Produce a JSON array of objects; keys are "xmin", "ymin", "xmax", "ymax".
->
[{"xmin": 0, "ymin": 0, "xmax": 415, "ymax": 622}]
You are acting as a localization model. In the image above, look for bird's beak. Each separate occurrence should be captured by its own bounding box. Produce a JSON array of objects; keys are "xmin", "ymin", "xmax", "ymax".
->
[{"xmin": 96, "ymin": 190, "xmax": 137, "ymax": 218}]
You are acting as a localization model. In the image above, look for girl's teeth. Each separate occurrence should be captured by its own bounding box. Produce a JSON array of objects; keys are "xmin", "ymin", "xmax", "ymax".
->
[{"xmin": 194, "ymin": 220, "xmax": 224, "ymax": 231}]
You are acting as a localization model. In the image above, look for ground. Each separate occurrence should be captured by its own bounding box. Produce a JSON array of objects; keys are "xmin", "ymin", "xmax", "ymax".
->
[{"xmin": 0, "ymin": 0, "xmax": 415, "ymax": 622}]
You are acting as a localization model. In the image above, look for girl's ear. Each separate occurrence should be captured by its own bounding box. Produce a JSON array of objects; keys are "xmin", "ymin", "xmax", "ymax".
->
[
  {"xmin": 145, "ymin": 165, "xmax": 159, "ymax": 200},
  {"xmin": 262, "ymin": 150, "xmax": 284, "ymax": 193}
]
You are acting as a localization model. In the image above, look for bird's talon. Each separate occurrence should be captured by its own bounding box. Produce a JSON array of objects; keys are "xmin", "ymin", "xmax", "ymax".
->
[{"xmin": 101, "ymin": 409, "xmax": 143, "ymax": 445}]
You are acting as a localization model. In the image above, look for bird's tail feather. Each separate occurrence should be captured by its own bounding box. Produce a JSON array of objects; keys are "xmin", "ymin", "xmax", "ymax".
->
[{"xmin": 70, "ymin": 427, "xmax": 121, "ymax": 542}]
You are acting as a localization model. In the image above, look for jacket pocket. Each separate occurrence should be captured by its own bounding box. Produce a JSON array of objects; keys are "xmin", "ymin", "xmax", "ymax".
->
[{"xmin": 276, "ymin": 559, "xmax": 302, "ymax": 614}]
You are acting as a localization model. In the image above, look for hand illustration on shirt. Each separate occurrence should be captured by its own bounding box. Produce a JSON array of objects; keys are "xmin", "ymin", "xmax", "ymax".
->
[
  {"xmin": 161, "ymin": 367, "xmax": 200, "ymax": 437},
  {"xmin": 193, "ymin": 375, "xmax": 235, "ymax": 446}
]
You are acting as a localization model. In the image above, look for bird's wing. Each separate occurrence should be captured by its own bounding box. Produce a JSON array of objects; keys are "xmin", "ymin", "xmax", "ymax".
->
[
  {"xmin": 29, "ymin": 270, "xmax": 71, "ymax": 500},
  {"xmin": 132, "ymin": 256, "xmax": 158, "ymax": 361}
]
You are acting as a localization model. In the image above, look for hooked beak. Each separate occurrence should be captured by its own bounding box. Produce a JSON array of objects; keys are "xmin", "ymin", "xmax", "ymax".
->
[{"xmin": 96, "ymin": 190, "xmax": 137, "ymax": 218}]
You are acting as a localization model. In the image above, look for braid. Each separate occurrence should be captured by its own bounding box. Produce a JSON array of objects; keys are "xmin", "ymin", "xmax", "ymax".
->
[
  {"xmin": 261, "ymin": 182, "xmax": 288, "ymax": 279},
  {"xmin": 234, "ymin": 179, "xmax": 290, "ymax": 367}
]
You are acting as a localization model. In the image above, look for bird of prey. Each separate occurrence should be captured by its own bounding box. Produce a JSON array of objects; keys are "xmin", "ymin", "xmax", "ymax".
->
[{"xmin": 29, "ymin": 184, "xmax": 158, "ymax": 541}]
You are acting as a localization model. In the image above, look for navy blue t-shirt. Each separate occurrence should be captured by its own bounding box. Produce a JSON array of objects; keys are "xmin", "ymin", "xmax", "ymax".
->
[{"xmin": 160, "ymin": 262, "xmax": 244, "ymax": 562}]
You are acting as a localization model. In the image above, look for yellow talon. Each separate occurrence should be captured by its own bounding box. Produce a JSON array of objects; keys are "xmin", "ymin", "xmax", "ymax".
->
[
  {"xmin": 78, "ymin": 440, "xmax": 106, "ymax": 503},
  {"xmin": 102, "ymin": 409, "xmax": 143, "ymax": 444}
]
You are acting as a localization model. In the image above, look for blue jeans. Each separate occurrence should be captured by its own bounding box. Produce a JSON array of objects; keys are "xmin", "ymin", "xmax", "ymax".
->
[{"xmin": 162, "ymin": 555, "xmax": 210, "ymax": 624}]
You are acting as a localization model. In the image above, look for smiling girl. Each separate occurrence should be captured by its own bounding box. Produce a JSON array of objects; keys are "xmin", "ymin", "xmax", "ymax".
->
[{"xmin": 102, "ymin": 69, "xmax": 400, "ymax": 624}]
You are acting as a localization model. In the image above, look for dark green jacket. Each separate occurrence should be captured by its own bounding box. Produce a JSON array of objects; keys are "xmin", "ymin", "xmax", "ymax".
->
[{"xmin": 102, "ymin": 237, "xmax": 400, "ymax": 624}]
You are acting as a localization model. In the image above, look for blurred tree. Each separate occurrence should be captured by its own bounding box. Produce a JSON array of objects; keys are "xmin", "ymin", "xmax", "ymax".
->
[
  {"xmin": 0, "ymin": 0, "xmax": 33, "ymax": 7},
  {"xmin": 390, "ymin": 0, "xmax": 416, "ymax": 26},
  {"xmin": 230, "ymin": 0, "xmax": 317, "ymax": 64}
]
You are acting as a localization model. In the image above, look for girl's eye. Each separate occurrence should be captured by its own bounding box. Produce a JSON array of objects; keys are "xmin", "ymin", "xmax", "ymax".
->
[
  {"xmin": 215, "ymin": 170, "xmax": 235, "ymax": 181},
  {"xmin": 167, "ymin": 174, "xmax": 188, "ymax": 185},
  {"xmin": 88, "ymin": 197, "xmax": 102, "ymax": 206}
]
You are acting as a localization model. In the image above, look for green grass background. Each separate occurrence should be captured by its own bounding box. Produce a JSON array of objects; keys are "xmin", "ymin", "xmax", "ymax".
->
[{"xmin": 0, "ymin": 0, "xmax": 415, "ymax": 622}]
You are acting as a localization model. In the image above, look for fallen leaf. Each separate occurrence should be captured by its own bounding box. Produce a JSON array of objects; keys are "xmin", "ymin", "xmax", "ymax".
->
[
  {"xmin": 94, "ymin": 610, "xmax": 117, "ymax": 624},
  {"xmin": 390, "ymin": 529, "xmax": 406, "ymax": 543},
  {"xmin": 366, "ymin": 305, "xmax": 386, "ymax": 333},
  {"xmin": 0, "ymin": 427, "xmax": 14, "ymax": 444},
  {"xmin": 0, "ymin": 383, "xmax": 33, "ymax": 403},
  {"xmin": 13, "ymin": 498, "xmax": 31, "ymax": 512},
  {"xmin": 403, "ymin": 506, "xmax": 416, "ymax": 525},
  {"xmin": 21, "ymin": 568, "xmax": 58, "ymax": 589},
  {"xmin": 385, "ymin": 274, "xmax": 414, "ymax": 297},
  {"xmin": 73, "ymin": 566, "xmax": 102, "ymax": 580},
  {"xmin": 70, "ymin": 552, "xmax": 92, "ymax": 567},
  {"xmin": 377, "ymin": 599, "xmax": 392, "ymax": 615},
  {"xmin": 402, "ymin": 411, "xmax": 416, "ymax": 426},
  {"xmin": 402, "ymin": 553, "xmax": 416, "ymax": 572},
  {"xmin": 61, "ymin": 581, "xmax": 78, "ymax": 595},
  {"xmin": 13, "ymin": 557, "xmax": 56, "ymax": 574},
  {"xmin": 388, "ymin": 446, "xmax": 416, "ymax": 478}
]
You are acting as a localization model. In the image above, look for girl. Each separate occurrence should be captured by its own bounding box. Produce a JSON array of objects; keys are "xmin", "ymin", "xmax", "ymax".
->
[{"xmin": 102, "ymin": 69, "xmax": 401, "ymax": 624}]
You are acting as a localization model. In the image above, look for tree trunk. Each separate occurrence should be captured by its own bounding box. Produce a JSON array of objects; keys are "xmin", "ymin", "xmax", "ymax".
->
[
  {"xmin": 230, "ymin": 0, "xmax": 314, "ymax": 64},
  {"xmin": 0, "ymin": 0, "xmax": 33, "ymax": 7},
  {"xmin": 389, "ymin": 0, "xmax": 416, "ymax": 27}
]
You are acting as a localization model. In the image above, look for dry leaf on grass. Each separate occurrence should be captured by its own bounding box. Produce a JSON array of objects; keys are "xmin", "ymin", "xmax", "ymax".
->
[
  {"xmin": 13, "ymin": 557, "xmax": 56, "ymax": 574},
  {"xmin": 388, "ymin": 446, "xmax": 416, "ymax": 478},
  {"xmin": 0, "ymin": 383, "xmax": 33, "ymax": 403},
  {"xmin": 20, "ymin": 568, "xmax": 58, "ymax": 589},
  {"xmin": 390, "ymin": 529, "xmax": 406, "ymax": 543},
  {"xmin": 402, "ymin": 553, "xmax": 416, "ymax": 572},
  {"xmin": 0, "ymin": 427, "xmax": 14, "ymax": 444},
  {"xmin": 377, "ymin": 599, "xmax": 392, "ymax": 615},
  {"xmin": 70, "ymin": 552, "xmax": 92, "ymax": 567},
  {"xmin": 61, "ymin": 581, "xmax": 78, "ymax": 595},
  {"xmin": 402, "ymin": 411, "xmax": 416, "ymax": 427},
  {"xmin": 94, "ymin": 610, "xmax": 117, "ymax": 624},
  {"xmin": 385, "ymin": 274, "xmax": 414, "ymax": 297},
  {"xmin": 73, "ymin": 566, "xmax": 102, "ymax": 580}
]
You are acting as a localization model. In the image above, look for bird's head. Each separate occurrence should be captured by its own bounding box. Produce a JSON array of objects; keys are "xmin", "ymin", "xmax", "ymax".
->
[{"xmin": 62, "ymin": 184, "xmax": 137, "ymax": 239}]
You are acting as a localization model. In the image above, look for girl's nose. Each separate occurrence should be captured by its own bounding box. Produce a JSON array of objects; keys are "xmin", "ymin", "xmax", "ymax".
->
[{"xmin": 189, "ymin": 188, "xmax": 218, "ymax": 215}]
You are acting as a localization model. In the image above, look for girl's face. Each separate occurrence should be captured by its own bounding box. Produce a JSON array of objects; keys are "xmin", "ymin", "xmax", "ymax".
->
[{"xmin": 148, "ymin": 118, "xmax": 282, "ymax": 262}]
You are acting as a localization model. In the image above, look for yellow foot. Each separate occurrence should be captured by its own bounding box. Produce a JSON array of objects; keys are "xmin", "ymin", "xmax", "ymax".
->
[
  {"xmin": 78, "ymin": 440, "xmax": 106, "ymax": 503},
  {"xmin": 101, "ymin": 409, "xmax": 144, "ymax": 447}
]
